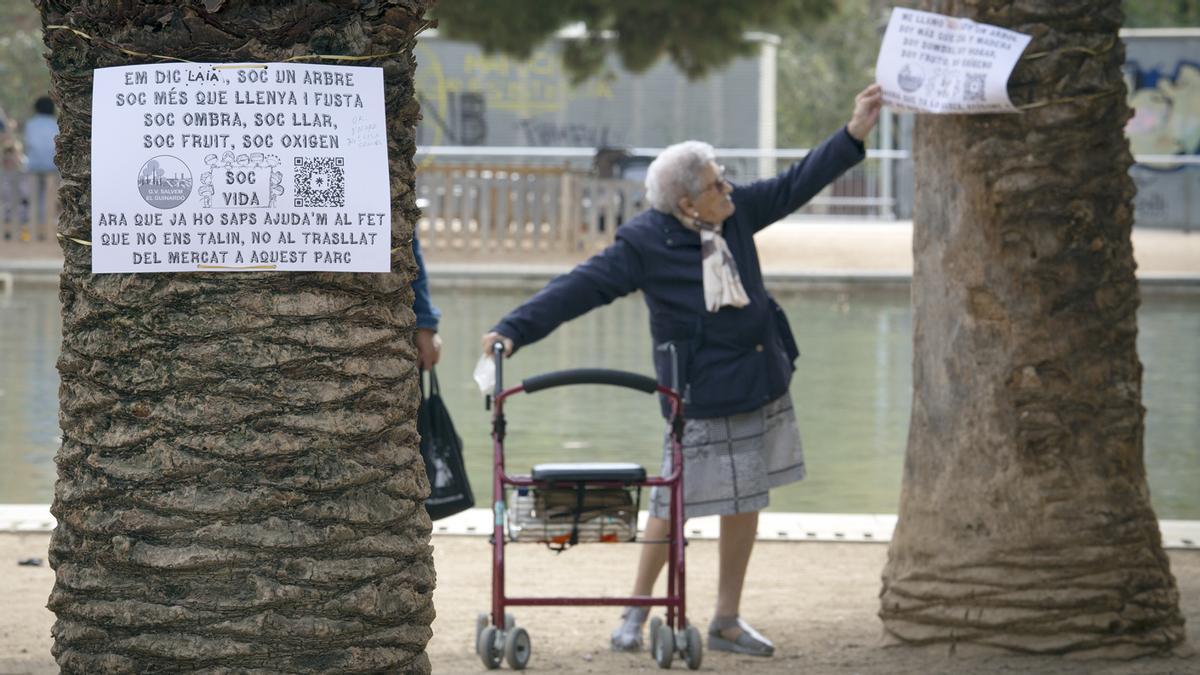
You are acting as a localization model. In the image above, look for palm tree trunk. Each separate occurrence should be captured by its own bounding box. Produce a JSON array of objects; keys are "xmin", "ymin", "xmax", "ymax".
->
[
  {"xmin": 880, "ymin": 0, "xmax": 1187, "ymax": 657},
  {"xmin": 39, "ymin": 1, "xmax": 436, "ymax": 672}
]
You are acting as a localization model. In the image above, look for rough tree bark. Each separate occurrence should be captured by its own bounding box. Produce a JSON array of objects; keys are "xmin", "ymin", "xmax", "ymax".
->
[
  {"xmin": 40, "ymin": 1, "xmax": 437, "ymax": 672},
  {"xmin": 879, "ymin": 0, "xmax": 1187, "ymax": 657}
]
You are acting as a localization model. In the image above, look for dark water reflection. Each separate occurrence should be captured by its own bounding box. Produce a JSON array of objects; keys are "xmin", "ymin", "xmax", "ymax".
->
[{"xmin": 2, "ymin": 281, "xmax": 1197, "ymax": 517}]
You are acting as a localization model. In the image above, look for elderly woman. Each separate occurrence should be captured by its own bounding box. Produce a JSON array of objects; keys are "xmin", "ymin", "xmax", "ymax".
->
[{"xmin": 481, "ymin": 84, "xmax": 882, "ymax": 656}]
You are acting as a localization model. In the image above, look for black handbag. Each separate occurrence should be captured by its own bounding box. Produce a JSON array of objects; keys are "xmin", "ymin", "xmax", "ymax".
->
[{"xmin": 417, "ymin": 367, "xmax": 475, "ymax": 520}]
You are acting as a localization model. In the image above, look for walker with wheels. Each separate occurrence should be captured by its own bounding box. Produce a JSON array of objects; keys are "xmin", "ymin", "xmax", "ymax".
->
[{"xmin": 473, "ymin": 343, "xmax": 701, "ymax": 670}]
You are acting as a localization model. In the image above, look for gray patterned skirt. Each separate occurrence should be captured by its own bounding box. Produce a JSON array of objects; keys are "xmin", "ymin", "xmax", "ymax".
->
[{"xmin": 649, "ymin": 392, "xmax": 805, "ymax": 520}]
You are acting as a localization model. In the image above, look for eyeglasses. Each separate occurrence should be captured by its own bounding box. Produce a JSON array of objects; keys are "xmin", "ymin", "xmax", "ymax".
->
[{"xmin": 701, "ymin": 165, "xmax": 728, "ymax": 195}]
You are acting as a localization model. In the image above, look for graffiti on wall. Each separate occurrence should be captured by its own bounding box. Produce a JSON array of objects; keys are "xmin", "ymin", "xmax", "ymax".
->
[
  {"xmin": 417, "ymin": 91, "xmax": 488, "ymax": 145},
  {"xmin": 516, "ymin": 119, "xmax": 614, "ymax": 147},
  {"xmin": 414, "ymin": 43, "xmax": 616, "ymax": 147},
  {"xmin": 1123, "ymin": 59, "xmax": 1200, "ymax": 227},
  {"xmin": 1125, "ymin": 60, "xmax": 1200, "ymax": 164}
]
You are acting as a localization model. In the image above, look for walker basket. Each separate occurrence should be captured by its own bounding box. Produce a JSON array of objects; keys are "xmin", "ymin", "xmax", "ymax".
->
[{"xmin": 506, "ymin": 462, "xmax": 645, "ymax": 548}]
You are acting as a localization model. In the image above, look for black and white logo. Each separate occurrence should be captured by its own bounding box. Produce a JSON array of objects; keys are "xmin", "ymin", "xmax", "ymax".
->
[
  {"xmin": 897, "ymin": 64, "xmax": 925, "ymax": 93},
  {"xmin": 137, "ymin": 155, "xmax": 192, "ymax": 209}
]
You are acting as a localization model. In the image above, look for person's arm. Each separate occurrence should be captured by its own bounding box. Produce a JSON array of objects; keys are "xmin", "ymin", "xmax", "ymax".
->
[
  {"xmin": 481, "ymin": 237, "xmax": 644, "ymax": 356},
  {"xmin": 411, "ymin": 232, "xmax": 442, "ymax": 370},
  {"xmin": 736, "ymin": 84, "xmax": 881, "ymax": 231}
]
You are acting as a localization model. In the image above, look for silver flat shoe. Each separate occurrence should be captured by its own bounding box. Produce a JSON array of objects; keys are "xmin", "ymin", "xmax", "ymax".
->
[
  {"xmin": 707, "ymin": 616, "xmax": 775, "ymax": 657},
  {"xmin": 610, "ymin": 606, "xmax": 649, "ymax": 652}
]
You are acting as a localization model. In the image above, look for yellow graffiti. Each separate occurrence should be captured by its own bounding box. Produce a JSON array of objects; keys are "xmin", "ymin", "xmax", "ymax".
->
[
  {"xmin": 415, "ymin": 42, "xmax": 615, "ymax": 123},
  {"xmin": 414, "ymin": 42, "xmax": 449, "ymax": 167}
]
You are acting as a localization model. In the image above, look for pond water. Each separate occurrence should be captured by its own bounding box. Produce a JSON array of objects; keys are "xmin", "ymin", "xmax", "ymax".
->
[{"xmin": 2, "ymin": 281, "xmax": 1198, "ymax": 518}]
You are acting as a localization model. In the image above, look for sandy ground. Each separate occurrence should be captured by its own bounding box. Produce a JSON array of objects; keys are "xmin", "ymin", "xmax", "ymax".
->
[
  {"xmin": 750, "ymin": 223, "xmax": 1200, "ymax": 277},
  {"xmin": 3, "ymin": 533, "xmax": 1197, "ymax": 674}
]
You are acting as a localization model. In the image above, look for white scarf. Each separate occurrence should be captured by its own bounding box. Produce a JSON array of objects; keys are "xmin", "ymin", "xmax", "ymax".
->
[{"xmin": 684, "ymin": 216, "xmax": 750, "ymax": 312}]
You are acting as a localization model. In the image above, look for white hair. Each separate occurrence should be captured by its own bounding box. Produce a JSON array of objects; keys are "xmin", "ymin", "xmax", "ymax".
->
[{"xmin": 644, "ymin": 140, "xmax": 716, "ymax": 213}]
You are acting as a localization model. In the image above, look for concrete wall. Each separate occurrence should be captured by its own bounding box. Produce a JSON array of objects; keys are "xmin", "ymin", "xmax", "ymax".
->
[{"xmin": 413, "ymin": 35, "xmax": 767, "ymax": 152}]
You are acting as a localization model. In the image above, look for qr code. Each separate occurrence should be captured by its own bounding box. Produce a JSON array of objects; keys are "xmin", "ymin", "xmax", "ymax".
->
[
  {"xmin": 963, "ymin": 73, "xmax": 986, "ymax": 102},
  {"xmin": 293, "ymin": 156, "xmax": 345, "ymax": 207}
]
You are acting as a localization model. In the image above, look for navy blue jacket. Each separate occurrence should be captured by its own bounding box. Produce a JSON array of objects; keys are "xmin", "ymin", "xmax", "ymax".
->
[
  {"xmin": 412, "ymin": 232, "xmax": 440, "ymax": 331},
  {"xmin": 494, "ymin": 128, "xmax": 865, "ymax": 418}
]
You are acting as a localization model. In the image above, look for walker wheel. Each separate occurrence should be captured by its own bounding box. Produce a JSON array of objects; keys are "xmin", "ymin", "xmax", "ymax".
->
[
  {"xmin": 504, "ymin": 626, "xmax": 532, "ymax": 670},
  {"xmin": 475, "ymin": 612, "xmax": 488, "ymax": 650},
  {"xmin": 478, "ymin": 626, "xmax": 502, "ymax": 669},
  {"xmin": 648, "ymin": 616, "xmax": 663, "ymax": 654},
  {"xmin": 505, "ymin": 612, "xmax": 516, "ymax": 630},
  {"xmin": 683, "ymin": 625, "xmax": 703, "ymax": 670},
  {"xmin": 652, "ymin": 622, "xmax": 674, "ymax": 669}
]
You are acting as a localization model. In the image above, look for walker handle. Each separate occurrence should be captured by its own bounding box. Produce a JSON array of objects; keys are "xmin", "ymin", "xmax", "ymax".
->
[
  {"xmin": 492, "ymin": 341, "xmax": 505, "ymax": 399},
  {"xmin": 522, "ymin": 368, "xmax": 658, "ymax": 394}
]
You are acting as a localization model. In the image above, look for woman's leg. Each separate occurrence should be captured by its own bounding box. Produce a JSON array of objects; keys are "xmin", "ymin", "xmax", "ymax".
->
[
  {"xmin": 708, "ymin": 510, "xmax": 774, "ymax": 655},
  {"xmin": 714, "ymin": 510, "xmax": 758, "ymax": 629},
  {"xmin": 610, "ymin": 515, "xmax": 672, "ymax": 650},
  {"xmin": 631, "ymin": 515, "xmax": 672, "ymax": 595}
]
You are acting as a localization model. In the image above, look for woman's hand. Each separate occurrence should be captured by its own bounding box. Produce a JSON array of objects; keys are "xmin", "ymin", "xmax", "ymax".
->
[
  {"xmin": 480, "ymin": 331, "xmax": 514, "ymax": 358},
  {"xmin": 416, "ymin": 328, "xmax": 442, "ymax": 370},
  {"xmin": 847, "ymin": 83, "xmax": 883, "ymax": 142}
]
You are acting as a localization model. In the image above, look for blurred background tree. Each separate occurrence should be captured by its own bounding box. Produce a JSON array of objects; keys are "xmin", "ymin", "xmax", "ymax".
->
[
  {"xmin": 0, "ymin": 2, "xmax": 51, "ymax": 129},
  {"xmin": 433, "ymin": 0, "xmax": 1199, "ymax": 149},
  {"xmin": 776, "ymin": 0, "xmax": 892, "ymax": 147},
  {"xmin": 0, "ymin": 0, "xmax": 1194, "ymax": 143},
  {"xmin": 1124, "ymin": 0, "xmax": 1200, "ymax": 27},
  {"xmin": 433, "ymin": 0, "xmax": 835, "ymax": 83}
]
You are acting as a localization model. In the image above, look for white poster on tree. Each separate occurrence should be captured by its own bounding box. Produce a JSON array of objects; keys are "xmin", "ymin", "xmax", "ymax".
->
[
  {"xmin": 90, "ymin": 63, "xmax": 390, "ymax": 273},
  {"xmin": 875, "ymin": 8, "xmax": 1032, "ymax": 114}
]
